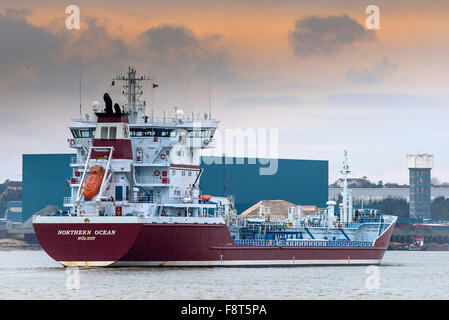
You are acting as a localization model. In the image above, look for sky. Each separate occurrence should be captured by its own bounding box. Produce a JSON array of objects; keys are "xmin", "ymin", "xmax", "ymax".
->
[{"xmin": 1, "ymin": 0, "xmax": 449, "ymax": 184}]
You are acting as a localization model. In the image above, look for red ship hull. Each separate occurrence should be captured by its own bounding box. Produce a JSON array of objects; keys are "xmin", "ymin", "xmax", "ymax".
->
[{"xmin": 33, "ymin": 220, "xmax": 395, "ymax": 267}]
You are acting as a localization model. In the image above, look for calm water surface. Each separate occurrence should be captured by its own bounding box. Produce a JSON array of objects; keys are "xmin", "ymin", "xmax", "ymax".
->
[{"xmin": 0, "ymin": 250, "xmax": 447, "ymax": 299}]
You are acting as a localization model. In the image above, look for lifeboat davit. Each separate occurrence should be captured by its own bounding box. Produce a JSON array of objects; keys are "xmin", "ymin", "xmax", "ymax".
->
[
  {"xmin": 83, "ymin": 166, "xmax": 105, "ymax": 200},
  {"xmin": 198, "ymin": 194, "xmax": 212, "ymax": 201}
]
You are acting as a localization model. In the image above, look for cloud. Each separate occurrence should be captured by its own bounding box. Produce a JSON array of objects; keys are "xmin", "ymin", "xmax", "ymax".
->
[
  {"xmin": 3, "ymin": 8, "xmax": 32, "ymax": 20},
  {"xmin": 140, "ymin": 24, "xmax": 201, "ymax": 57},
  {"xmin": 0, "ymin": 10, "xmax": 238, "ymax": 123},
  {"xmin": 138, "ymin": 24, "xmax": 232, "ymax": 81},
  {"xmin": 0, "ymin": 9, "xmax": 61, "ymax": 75},
  {"xmin": 288, "ymin": 15, "xmax": 376, "ymax": 57},
  {"xmin": 325, "ymin": 92, "xmax": 448, "ymax": 110},
  {"xmin": 0, "ymin": 10, "xmax": 138, "ymax": 119},
  {"xmin": 346, "ymin": 57, "xmax": 397, "ymax": 84},
  {"xmin": 224, "ymin": 96, "xmax": 306, "ymax": 107}
]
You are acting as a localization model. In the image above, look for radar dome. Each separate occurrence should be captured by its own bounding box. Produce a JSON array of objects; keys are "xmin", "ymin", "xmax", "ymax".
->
[
  {"xmin": 175, "ymin": 109, "xmax": 185, "ymax": 120},
  {"xmin": 92, "ymin": 101, "xmax": 101, "ymax": 112}
]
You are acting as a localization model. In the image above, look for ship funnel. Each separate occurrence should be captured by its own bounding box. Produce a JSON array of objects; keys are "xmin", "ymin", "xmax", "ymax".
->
[
  {"xmin": 114, "ymin": 103, "xmax": 121, "ymax": 115},
  {"xmin": 103, "ymin": 93, "xmax": 113, "ymax": 114}
]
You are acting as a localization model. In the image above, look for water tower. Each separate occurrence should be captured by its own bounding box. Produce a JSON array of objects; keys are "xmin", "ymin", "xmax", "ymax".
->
[{"xmin": 406, "ymin": 154, "xmax": 433, "ymax": 219}]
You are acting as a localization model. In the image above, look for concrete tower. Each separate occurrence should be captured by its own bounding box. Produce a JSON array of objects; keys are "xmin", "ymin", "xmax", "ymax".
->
[{"xmin": 407, "ymin": 154, "xmax": 433, "ymax": 219}]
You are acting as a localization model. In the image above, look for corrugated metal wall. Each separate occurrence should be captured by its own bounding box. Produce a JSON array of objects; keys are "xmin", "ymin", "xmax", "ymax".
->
[
  {"xmin": 200, "ymin": 157, "xmax": 328, "ymax": 214},
  {"xmin": 22, "ymin": 154, "xmax": 74, "ymax": 222}
]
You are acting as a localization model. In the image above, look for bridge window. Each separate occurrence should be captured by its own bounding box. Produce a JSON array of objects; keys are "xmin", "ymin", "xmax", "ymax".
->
[
  {"xmin": 109, "ymin": 127, "xmax": 117, "ymax": 139},
  {"xmin": 130, "ymin": 128, "xmax": 172, "ymax": 137},
  {"xmin": 71, "ymin": 129, "xmax": 95, "ymax": 138},
  {"xmin": 145, "ymin": 130, "xmax": 155, "ymax": 136},
  {"xmin": 160, "ymin": 130, "xmax": 170, "ymax": 137},
  {"xmin": 71, "ymin": 129, "xmax": 80, "ymax": 138},
  {"xmin": 101, "ymin": 127, "xmax": 108, "ymax": 139},
  {"xmin": 186, "ymin": 129, "xmax": 215, "ymax": 138},
  {"xmin": 80, "ymin": 130, "xmax": 91, "ymax": 138},
  {"xmin": 132, "ymin": 129, "xmax": 143, "ymax": 137}
]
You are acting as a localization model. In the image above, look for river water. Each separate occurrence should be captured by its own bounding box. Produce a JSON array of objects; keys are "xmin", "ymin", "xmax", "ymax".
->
[{"xmin": 0, "ymin": 250, "xmax": 447, "ymax": 300}]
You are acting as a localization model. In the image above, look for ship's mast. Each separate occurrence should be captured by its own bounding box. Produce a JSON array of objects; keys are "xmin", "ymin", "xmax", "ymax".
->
[
  {"xmin": 113, "ymin": 67, "xmax": 152, "ymax": 123},
  {"xmin": 340, "ymin": 150, "xmax": 352, "ymax": 223}
]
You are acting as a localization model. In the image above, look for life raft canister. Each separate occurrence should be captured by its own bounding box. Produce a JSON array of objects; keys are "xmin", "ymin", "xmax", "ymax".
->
[{"xmin": 83, "ymin": 166, "xmax": 105, "ymax": 200}]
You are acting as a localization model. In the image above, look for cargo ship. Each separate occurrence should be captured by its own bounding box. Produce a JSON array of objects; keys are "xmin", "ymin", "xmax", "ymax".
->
[{"xmin": 33, "ymin": 67, "xmax": 397, "ymax": 267}]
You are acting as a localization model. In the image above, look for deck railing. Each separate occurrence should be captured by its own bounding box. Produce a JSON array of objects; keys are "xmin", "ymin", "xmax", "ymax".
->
[
  {"xmin": 63, "ymin": 197, "xmax": 74, "ymax": 205},
  {"xmin": 238, "ymin": 217, "xmax": 384, "ymax": 230},
  {"xmin": 233, "ymin": 239, "xmax": 373, "ymax": 247}
]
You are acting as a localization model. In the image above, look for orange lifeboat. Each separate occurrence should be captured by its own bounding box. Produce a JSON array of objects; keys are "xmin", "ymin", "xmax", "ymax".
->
[
  {"xmin": 83, "ymin": 166, "xmax": 105, "ymax": 200},
  {"xmin": 198, "ymin": 194, "xmax": 212, "ymax": 201}
]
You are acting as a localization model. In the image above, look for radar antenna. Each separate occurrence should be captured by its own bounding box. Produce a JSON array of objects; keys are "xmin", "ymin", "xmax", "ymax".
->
[{"xmin": 113, "ymin": 67, "xmax": 153, "ymax": 123}]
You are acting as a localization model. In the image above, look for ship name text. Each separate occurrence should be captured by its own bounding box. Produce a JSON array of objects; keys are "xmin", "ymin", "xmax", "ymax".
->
[{"xmin": 57, "ymin": 229, "xmax": 117, "ymax": 236}]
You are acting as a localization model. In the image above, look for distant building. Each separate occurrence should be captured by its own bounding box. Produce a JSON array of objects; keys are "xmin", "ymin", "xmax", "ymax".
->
[
  {"xmin": 407, "ymin": 154, "xmax": 433, "ymax": 219},
  {"xmin": 328, "ymin": 187, "xmax": 449, "ymax": 203},
  {"xmin": 1, "ymin": 180, "xmax": 22, "ymax": 189},
  {"xmin": 5, "ymin": 201, "xmax": 22, "ymax": 223},
  {"xmin": 331, "ymin": 176, "xmax": 377, "ymax": 188}
]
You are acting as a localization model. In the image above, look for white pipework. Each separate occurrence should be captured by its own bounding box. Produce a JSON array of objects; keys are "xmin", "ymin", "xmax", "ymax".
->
[
  {"xmin": 348, "ymin": 190, "xmax": 353, "ymax": 223},
  {"xmin": 326, "ymin": 200, "xmax": 336, "ymax": 228},
  {"xmin": 287, "ymin": 206, "xmax": 299, "ymax": 227}
]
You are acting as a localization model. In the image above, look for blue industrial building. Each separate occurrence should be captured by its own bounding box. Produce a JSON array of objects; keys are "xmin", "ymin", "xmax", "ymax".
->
[
  {"xmin": 22, "ymin": 154, "xmax": 328, "ymax": 222},
  {"xmin": 200, "ymin": 157, "xmax": 328, "ymax": 214},
  {"xmin": 22, "ymin": 154, "xmax": 74, "ymax": 222}
]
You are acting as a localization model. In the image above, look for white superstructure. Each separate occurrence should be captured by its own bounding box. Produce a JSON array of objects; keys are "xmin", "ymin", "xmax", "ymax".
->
[{"xmin": 65, "ymin": 67, "xmax": 236, "ymax": 220}]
